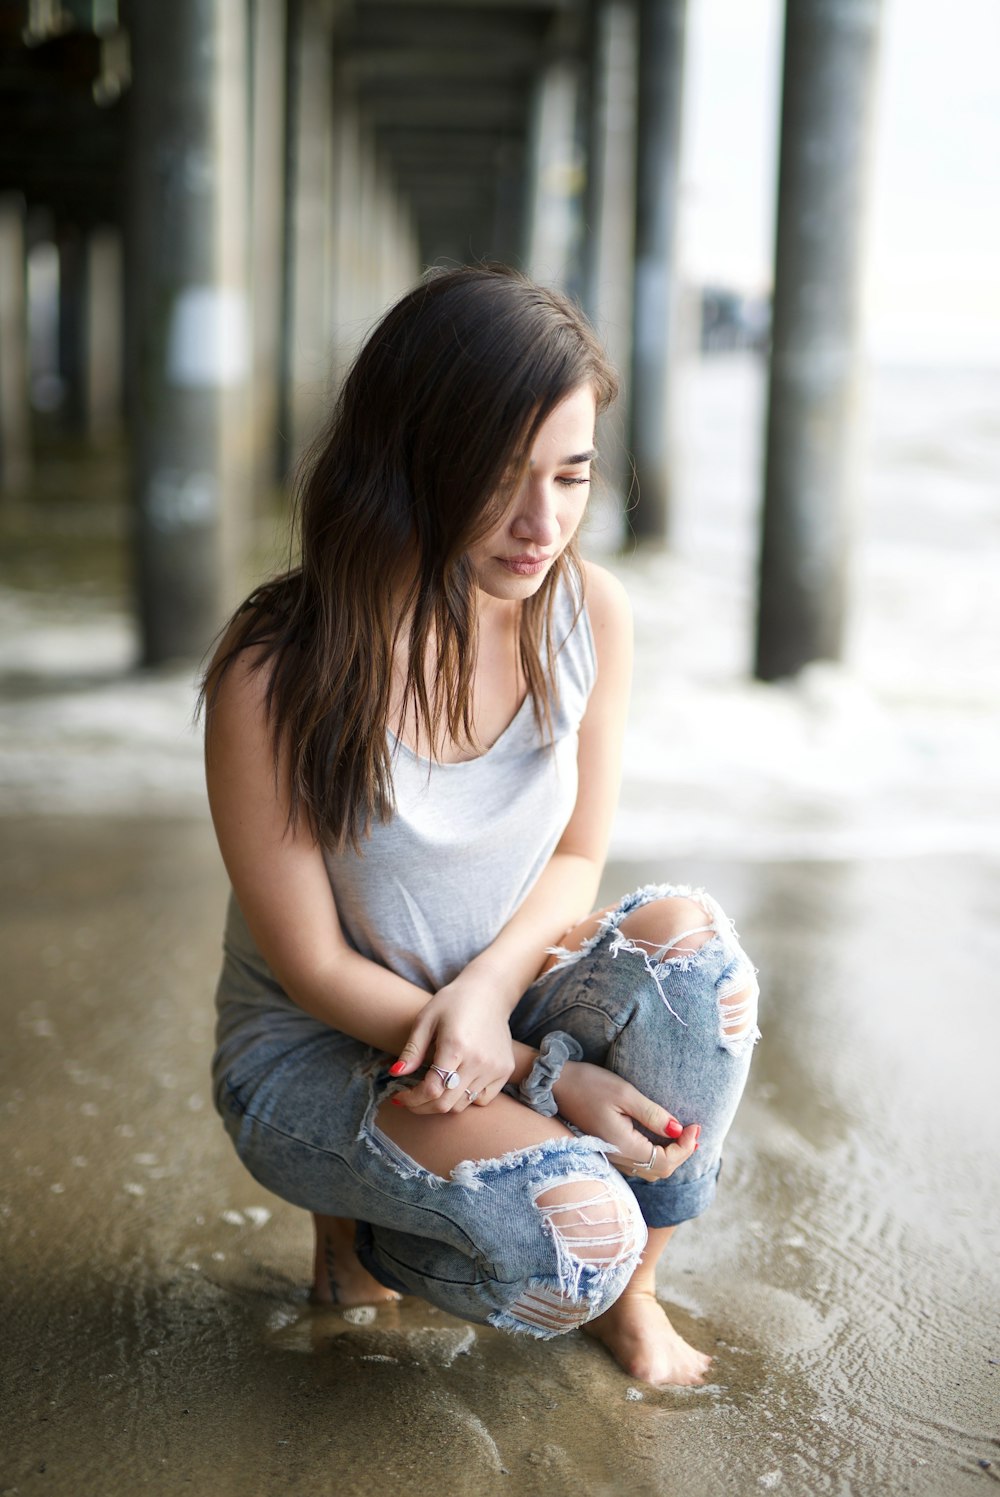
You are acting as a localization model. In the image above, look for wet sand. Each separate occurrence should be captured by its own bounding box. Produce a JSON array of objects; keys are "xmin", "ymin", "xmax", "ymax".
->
[{"xmin": 2, "ymin": 816, "xmax": 998, "ymax": 1495}]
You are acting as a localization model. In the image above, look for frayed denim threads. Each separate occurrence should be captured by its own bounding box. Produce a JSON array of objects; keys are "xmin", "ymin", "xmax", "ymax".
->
[{"xmin": 213, "ymin": 882, "xmax": 758, "ymax": 1334}]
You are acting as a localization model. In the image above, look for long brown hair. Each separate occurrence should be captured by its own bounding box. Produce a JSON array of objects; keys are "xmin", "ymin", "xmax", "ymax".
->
[{"xmin": 203, "ymin": 265, "xmax": 618, "ymax": 850}]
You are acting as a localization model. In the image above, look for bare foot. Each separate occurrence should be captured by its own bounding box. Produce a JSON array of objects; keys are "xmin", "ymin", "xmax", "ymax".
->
[
  {"xmin": 310, "ymin": 1214, "xmax": 401, "ymax": 1307},
  {"xmin": 583, "ymin": 1289, "xmax": 712, "ymax": 1386}
]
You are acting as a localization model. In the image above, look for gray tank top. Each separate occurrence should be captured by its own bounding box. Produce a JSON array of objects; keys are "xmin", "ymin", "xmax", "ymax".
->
[{"xmin": 214, "ymin": 572, "xmax": 596, "ymax": 1067}]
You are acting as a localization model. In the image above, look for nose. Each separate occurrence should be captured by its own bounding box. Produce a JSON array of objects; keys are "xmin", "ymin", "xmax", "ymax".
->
[{"xmin": 510, "ymin": 478, "xmax": 560, "ymax": 549}]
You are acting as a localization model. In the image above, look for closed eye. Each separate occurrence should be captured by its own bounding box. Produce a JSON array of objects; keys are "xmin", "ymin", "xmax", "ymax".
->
[{"xmin": 556, "ymin": 475, "xmax": 591, "ymax": 487}]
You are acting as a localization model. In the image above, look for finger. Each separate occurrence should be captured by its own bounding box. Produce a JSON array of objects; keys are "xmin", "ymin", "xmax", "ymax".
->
[
  {"xmin": 389, "ymin": 1025, "xmax": 432, "ymax": 1079},
  {"xmin": 607, "ymin": 1113, "xmax": 667, "ymax": 1163},
  {"xmin": 650, "ymin": 1124, "xmax": 700, "ymax": 1180},
  {"xmin": 460, "ymin": 1077, "xmax": 495, "ymax": 1109},
  {"xmin": 609, "ymin": 1121, "xmax": 700, "ymax": 1180},
  {"xmin": 474, "ymin": 1072, "xmax": 518, "ymax": 1107},
  {"xmin": 389, "ymin": 1064, "xmax": 443, "ymax": 1110},
  {"xmin": 411, "ymin": 1066, "xmax": 494, "ymax": 1114},
  {"xmin": 389, "ymin": 1076, "xmax": 448, "ymax": 1112},
  {"xmin": 403, "ymin": 1055, "xmax": 465, "ymax": 1111},
  {"xmin": 623, "ymin": 1086, "xmax": 685, "ymax": 1142},
  {"xmin": 395, "ymin": 1075, "xmax": 445, "ymax": 1110},
  {"xmin": 403, "ymin": 1087, "xmax": 463, "ymax": 1115},
  {"xmin": 607, "ymin": 1132, "xmax": 660, "ymax": 1176}
]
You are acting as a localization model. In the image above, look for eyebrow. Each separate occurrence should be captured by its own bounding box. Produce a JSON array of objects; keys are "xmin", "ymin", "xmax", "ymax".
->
[{"xmin": 528, "ymin": 448, "xmax": 597, "ymax": 468}]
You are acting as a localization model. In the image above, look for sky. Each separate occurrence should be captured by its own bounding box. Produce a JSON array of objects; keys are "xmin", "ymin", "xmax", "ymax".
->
[{"xmin": 680, "ymin": 0, "xmax": 1000, "ymax": 366}]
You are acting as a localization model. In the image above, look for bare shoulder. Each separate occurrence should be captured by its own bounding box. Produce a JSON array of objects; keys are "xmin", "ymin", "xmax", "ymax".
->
[
  {"xmin": 203, "ymin": 622, "xmax": 278, "ymax": 762},
  {"xmin": 580, "ymin": 559, "xmax": 633, "ymax": 647}
]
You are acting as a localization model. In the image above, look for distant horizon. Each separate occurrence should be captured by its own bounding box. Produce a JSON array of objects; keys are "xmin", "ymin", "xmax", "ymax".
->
[{"xmin": 681, "ymin": 0, "xmax": 1000, "ymax": 368}]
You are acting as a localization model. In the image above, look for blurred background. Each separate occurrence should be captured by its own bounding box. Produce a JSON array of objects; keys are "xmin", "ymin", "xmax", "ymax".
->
[
  {"xmin": 0, "ymin": 0, "xmax": 998, "ymax": 857},
  {"xmin": 1, "ymin": 0, "xmax": 998, "ymax": 858}
]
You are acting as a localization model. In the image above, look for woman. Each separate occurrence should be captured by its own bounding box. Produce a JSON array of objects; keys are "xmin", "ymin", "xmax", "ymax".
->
[{"xmin": 203, "ymin": 265, "xmax": 759, "ymax": 1387}]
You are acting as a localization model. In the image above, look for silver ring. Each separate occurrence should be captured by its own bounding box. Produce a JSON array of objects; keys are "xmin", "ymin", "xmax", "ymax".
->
[
  {"xmin": 464, "ymin": 1088, "xmax": 480, "ymax": 1103},
  {"xmin": 641, "ymin": 1144, "xmax": 658, "ymax": 1171},
  {"xmin": 429, "ymin": 1065, "xmax": 461, "ymax": 1091}
]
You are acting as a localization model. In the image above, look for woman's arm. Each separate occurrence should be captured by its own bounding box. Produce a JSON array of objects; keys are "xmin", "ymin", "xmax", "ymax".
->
[
  {"xmin": 205, "ymin": 644, "xmax": 444, "ymax": 1056},
  {"xmin": 207, "ymin": 641, "xmax": 550, "ymax": 1106}
]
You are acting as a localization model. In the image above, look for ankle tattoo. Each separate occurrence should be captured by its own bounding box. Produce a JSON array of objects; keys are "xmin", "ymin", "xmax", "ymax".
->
[{"xmin": 323, "ymin": 1235, "xmax": 342, "ymax": 1303}]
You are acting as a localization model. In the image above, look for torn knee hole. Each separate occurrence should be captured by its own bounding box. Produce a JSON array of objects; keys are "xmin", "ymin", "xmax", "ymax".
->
[
  {"xmin": 617, "ymin": 896, "xmax": 717, "ymax": 960},
  {"xmin": 533, "ymin": 1179, "xmax": 641, "ymax": 1267},
  {"xmin": 506, "ymin": 1179, "xmax": 643, "ymax": 1335},
  {"xmin": 719, "ymin": 980, "xmax": 759, "ymax": 1041},
  {"xmin": 508, "ymin": 1284, "xmax": 592, "ymax": 1332}
]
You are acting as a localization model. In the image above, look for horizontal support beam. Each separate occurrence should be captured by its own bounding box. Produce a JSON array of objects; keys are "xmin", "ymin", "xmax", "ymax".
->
[
  {"xmin": 377, "ymin": 136, "xmax": 523, "ymax": 167},
  {"xmin": 403, "ymin": 170, "xmax": 498, "ymax": 194},
  {"xmin": 346, "ymin": 9, "xmax": 549, "ymax": 40},
  {"xmin": 345, "ymin": 46, "xmax": 543, "ymax": 81},
  {"xmin": 357, "ymin": 0, "xmax": 575, "ymax": 11},
  {"xmin": 359, "ymin": 93, "xmax": 528, "ymax": 129}
]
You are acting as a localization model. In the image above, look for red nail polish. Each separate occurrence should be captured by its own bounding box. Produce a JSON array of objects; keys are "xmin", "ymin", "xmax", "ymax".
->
[
  {"xmin": 665, "ymin": 1118, "xmax": 683, "ymax": 1140},
  {"xmin": 389, "ymin": 1060, "xmax": 406, "ymax": 1076},
  {"xmin": 390, "ymin": 1095, "xmax": 406, "ymax": 1106}
]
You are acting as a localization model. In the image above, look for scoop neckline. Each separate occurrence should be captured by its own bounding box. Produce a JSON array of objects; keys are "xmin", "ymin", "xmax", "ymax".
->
[
  {"xmin": 384, "ymin": 570, "xmax": 588, "ymax": 769},
  {"xmin": 387, "ymin": 690, "xmax": 532, "ymax": 769}
]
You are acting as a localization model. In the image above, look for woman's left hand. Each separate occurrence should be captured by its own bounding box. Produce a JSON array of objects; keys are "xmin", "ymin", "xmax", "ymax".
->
[
  {"xmin": 551, "ymin": 1060, "xmax": 700, "ymax": 1181},
  {"xmin": 388, "ymin": 977, "xmax": 516, "ymax": 1113}
]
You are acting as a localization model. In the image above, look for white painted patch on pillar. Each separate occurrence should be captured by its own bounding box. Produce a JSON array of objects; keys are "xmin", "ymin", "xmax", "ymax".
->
[
  {"xmin": 146, "ymin": 468, "xmax": 219, "ymax": 531},
  {"xmin": 166, "ymin": 286, "xmax": 249, "ymax": 388}
]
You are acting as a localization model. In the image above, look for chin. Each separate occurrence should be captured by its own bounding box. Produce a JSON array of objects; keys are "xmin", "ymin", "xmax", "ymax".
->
[
  {"xmin": 474, "ymin": 550, "xmax": 563, "ymax": 595},
  {"xmin": 475, "ymin": 567, "xmax": 552, "ymax": 603}
]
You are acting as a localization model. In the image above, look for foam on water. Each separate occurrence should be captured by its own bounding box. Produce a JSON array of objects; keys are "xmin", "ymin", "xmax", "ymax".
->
[{"xmin": 2, "ymin": 360, "xmax": 997, "ymax": 860}]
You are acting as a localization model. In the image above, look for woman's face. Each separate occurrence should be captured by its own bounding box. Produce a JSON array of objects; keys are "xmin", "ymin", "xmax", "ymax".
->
[{"xmin": 465, "ymin": 384, "xmax": 598, "ymax": 603}]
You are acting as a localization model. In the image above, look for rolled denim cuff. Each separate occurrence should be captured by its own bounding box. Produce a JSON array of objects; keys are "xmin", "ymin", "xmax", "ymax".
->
[{"xmin": 517, "ymin": 1031, "xmax": 583, "ymax": 1117}]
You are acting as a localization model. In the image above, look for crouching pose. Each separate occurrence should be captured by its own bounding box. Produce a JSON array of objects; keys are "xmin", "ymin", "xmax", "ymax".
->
[{"xmin": 202, "ymin": 265, "xmax": 759, "ymax": 1386}]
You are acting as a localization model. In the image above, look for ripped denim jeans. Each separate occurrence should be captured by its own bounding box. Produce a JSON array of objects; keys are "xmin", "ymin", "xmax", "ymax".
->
[{"xmin": 212, "ymin": 883, "xmax": 759, "ymax": 1339}]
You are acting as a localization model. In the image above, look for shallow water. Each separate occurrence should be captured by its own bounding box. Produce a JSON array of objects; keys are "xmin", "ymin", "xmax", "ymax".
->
[{"xmin": 1, "ymin": 821, "xmax": 997, "ymax": 1495}]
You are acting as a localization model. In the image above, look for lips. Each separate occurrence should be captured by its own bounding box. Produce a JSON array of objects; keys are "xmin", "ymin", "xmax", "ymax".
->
[{"xmin": 499, "ymin": 554, "xmax": 553, "ymax": 576}]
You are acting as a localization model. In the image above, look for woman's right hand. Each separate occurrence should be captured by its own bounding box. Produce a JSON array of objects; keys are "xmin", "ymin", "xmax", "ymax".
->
[
  {"xmin": 387, "ymin": 973, "xmax": 517, "ymax": 1113},
  {"xmin": 551, "ymin": 1060, "xmax": 700, "ymax": 1182}
]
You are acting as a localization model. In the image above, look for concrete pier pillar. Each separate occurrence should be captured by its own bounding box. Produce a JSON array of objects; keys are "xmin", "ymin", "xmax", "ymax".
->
[
  {"xmin": 0, "ymin": 195, "xmax": 31, "ymax": 497},
  {"xmin": 85, "ymin": 226, "xmax": 124, "ymax": 443},
  {"xmin": 356, "ymin": 129, "xmax": 379, "ymax": 325},
  {"xmin": 58, "ymin": 227, "xmax": 86, "ymax": 430},
  {"xmin": 61, "ymin": 225, "xmax": 124, "ymax": 442},
  {"xmin": 330, "ymin": 92, "xmax": 363, "ymax": 380},
  {"xmin": 282, "ymin": 0, "xmax": 335, "ymax": 470},
  {"xmin": 492, "ymin": 142, "xmax": 527, "ymax": 268},
  {"xmin": 755, "ymin": 0, "xmax": 884, "ymax": 680},
  {"xmin": 628, "ymin": 0, "xmax": 687, "ymax": 544},
  {"xmin": 249, "ymin": 0, "xmax": 287, "ymax": 495},
  {"xmin": 582, "ymin": 0, "xmax": 638, "ymax": 520},
  {"xmin": 394, "ymin": 195, "xmax": 420, "ymax": 302},
  {"xmin": 215, "ymin": 0, "xmax": 251, "ymax": 607},
  {"xmin": 526, "ymin": 56, "xmax": 580, "ymax": 289},
  {"xmin": 127, "ymin": 0, "xmax": 250, "ymax": 665},
  {"xmin": 374, "ymin": 162, "xmax": 399, "ymax": 312},
  {"xmin": 377, "ymin": 184, "xmax": 398, "ymax": 309}
]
